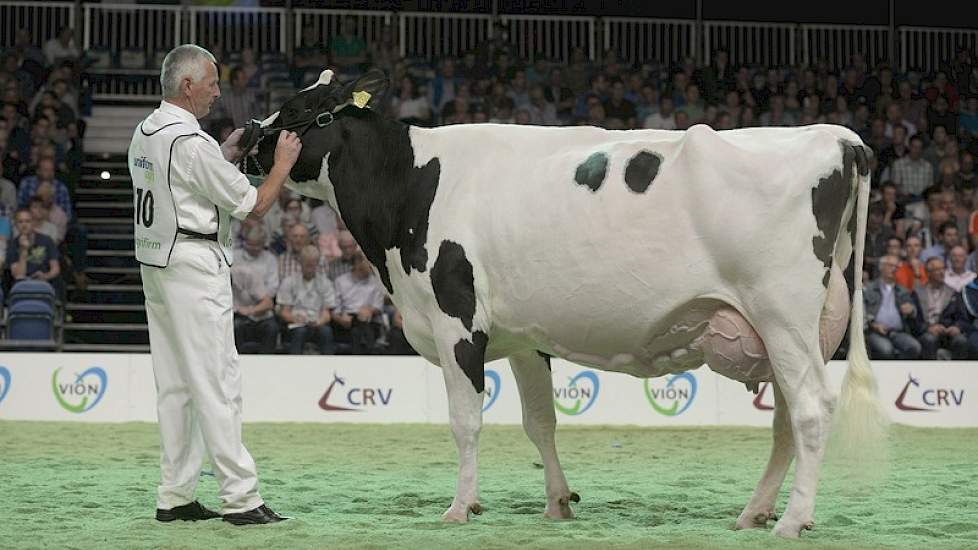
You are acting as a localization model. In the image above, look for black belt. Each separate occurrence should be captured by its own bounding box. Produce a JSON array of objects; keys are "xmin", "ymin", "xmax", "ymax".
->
[{"xmin": 177, "ymin": 228, "xmax": 218, "ymax": 242}]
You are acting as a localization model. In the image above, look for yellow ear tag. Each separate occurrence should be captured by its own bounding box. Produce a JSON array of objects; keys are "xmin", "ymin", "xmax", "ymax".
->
[{"xmin": 352, "ymin": 90, "xmax": 371, "ymax": 109}]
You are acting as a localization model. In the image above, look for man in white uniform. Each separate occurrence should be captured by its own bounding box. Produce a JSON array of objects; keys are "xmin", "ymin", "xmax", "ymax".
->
[{"xmin": 129, "ymin": 44, "xmax": 302, "ymax": 525}]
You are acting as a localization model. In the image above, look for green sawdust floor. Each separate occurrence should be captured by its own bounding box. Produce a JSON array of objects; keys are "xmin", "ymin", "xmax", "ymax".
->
[{"xmin": 0, "ymin": 422, "xmax": 976, "ymax": 549}]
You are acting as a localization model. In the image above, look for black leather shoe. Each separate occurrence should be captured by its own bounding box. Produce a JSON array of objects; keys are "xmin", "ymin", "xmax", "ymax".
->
[
  {"xmin": 156, "ymin": 501, "xmax": 221, "ymax": 522},
  {"xmin": 223, "ymin": 504, "xmax": 288, "ymax": 525}
]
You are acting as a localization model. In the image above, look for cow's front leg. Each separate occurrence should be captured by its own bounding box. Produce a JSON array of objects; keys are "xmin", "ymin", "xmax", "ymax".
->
[
  {"xmin": 437, "ymin": 327, "xmax": 489, "ymax": 523},
  {"xmin": 509, "ymin": 350, "xmax": 578, "ymax": 519}
]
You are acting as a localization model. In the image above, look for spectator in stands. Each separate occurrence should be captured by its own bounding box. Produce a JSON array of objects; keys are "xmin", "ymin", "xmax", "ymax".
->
[
  {"xmin": 897, "ymin": 235, "xmax": 928, "ymax": 290},
  {"xmin": 921, "ymin": 220, "xmax": 959, "ymax": 263},
  {"xmin": 278, "ymin": 222, "xmax": 327, "ymax": 282},
  {"xmin": 329, "ymin": 230, "xmax": 358, "ymax": 281},
  {"xmin": 310, "ymin": 200, "xmax": 340, "ymax": 238},
  {"xmin": 544, "ymin": 68, "xmax": 575, "ymax": 123},
  {"xmin": 390, "ymin": 75, "xmax": 430, "ymax": 126},
  {"xmin": 384, "ymin": 306, "xmax": 417, "ymax": 355},
  {"xmin": 332, "ymin": 252, "xmax": 385, "ymax": 354},
  {"xmin": 330, "ymin": 16, "xmax": 368, "ymax": 74},
  {"xmin": 270, "ymin": 211, "xmax": 297, "ymax": 255},
  {"xmin": 277, "ymin": 244, "xmax": 336, "ymax": 354},
  {"xmin": 959, "ymin": 152, "xmax": 977, "ymax": 189},
  {"xmin": 945, "ymin": 245, "xmax": 976, "ymax": 292},
  {"xmin": 265, "ymin": 190, "xmax": 310, "ymax": 240},
  {"xmin": 959, "ymin": 96, "xmax": 978, "ymax": 138},
  {"xmin": 876, "ymin": 181, "xmax": 907, "ymax": 234},
  {"xmin": 885, "ymin": 102, "xmax": 917, "ymax": 141},
  {"xmin": 235, "ymin": 224, "xmax": 279, "ymax": 295},
  {"xmin": 865, "ymin": 203, "xmax": 893, "ymax": 276},
  {"xmin": 915, "ymin": 256, "xmax": 969, "ymax": 359},
  {"xmin": 239, "ymin": 48, "xmax": 262, "ymax": 89},
  {"xmin": 429, "ymin": 57, "xmax": 460, "ymax": 116},
  {"xmin": 0, "ymin": 154, "xmax": 15, "ymax": 212},
  {"xmin": 231, "ymin": 262, "xmax": 278, "ymax": 354},
  {"xmin": 603, "ymin": 79, "xmax": 637, "ymax": 128},
  {"xmin": 864, "ymin": 254, "xmax": 922, "ymax": 359},
  {"xmin": 23, "ymin": 196, "xmax": 59, "ymax": 244},
  {"xmin": 43, "ymin": 27, "xmax": 79, "ymax": 67},
  {"xmin": 215, "ymin": 66, "xmax": 261, "ymax": 129},
  {"xmin": 18, "ymin": 157, "xmax": 71, "ymax": 220},
  {"xmin": 643, "ymin": 96, "xmax": 676, "ymax": 130},
  {"xmin": 371, "ymin": 24, "xmax": 399, "ymax": 74},
  {"xmin": 292, "ymin": 25, "xmax": 328, "ymax": 88},
  {"xmin": 526, "ymin": 84, "xmax": 558, "ymax": 125},
  {"xmin": 891, "ymin": 135, "xmax": 934, "ymax": 203},
  {"xmin": 6, "ymin": 206, "xmax": 60, "ymax": 295},
  {"xmin": 924, "ymin": 125, "xmax": 952, "ymax": 171}
]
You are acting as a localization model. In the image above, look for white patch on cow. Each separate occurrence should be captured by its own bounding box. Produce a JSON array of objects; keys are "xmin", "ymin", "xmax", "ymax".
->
[
  {"xmin": 301, "ymin": 69, "xmax": 334, "ymax": 92},
  {"xmin": 259, "ymin": 111, "xmax": 279, "ymax": 128},
  {"xmin": 284, "ymin": 154, "xmax": 338, "ymax": 210}
]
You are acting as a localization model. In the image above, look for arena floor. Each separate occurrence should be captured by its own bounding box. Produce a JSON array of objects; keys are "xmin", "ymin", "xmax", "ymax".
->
[{"xmin": 1, "ymin": 422, "xmax": 976, "ymax": 549}]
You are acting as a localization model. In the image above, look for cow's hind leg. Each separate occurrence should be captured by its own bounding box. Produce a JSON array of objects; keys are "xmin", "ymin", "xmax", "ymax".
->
[
  {"xmin": 436, "ymin": 322, "xmax": 488, "ymax": 523},
  {"xmin": 762, "ymin": 324, "xmax": 835, "ymax": 538},
  {"xmin": 735, "ymin": 382, "xmax": 794, "ymax": 529},
  {"xmin": 509, "ymin": 350, "xmax": 578, "ymax": 519}
]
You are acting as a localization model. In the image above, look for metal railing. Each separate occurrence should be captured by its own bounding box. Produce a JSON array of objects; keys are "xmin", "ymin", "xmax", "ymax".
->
[
  {"xmin": 4, "ymin": 2, "xmax": 977, "ymax": 99},
  {"xmin": 900, "ymin": 26, "xmax": 978, "ymax": 73},
  {"xmin": 0, "ymin": 1, "xmax": 74, "ymax": 50},
  {"xmin": 399, "ymin": 12, "xmax": 491, "ymax": 60},
  {"xmin": 604, "ymin": 17, "xmax": 695, "ymax": 66},
  {"xmin": 500, "ymin": 14, "xmax": 596, "ymax": 62},
  {"xmin": 800, "ymin": 24, "xmax": 890, "ymax": 70},
  {"xmin": 704, "ymin": 21, "xmax": 796, "ymax": 67}
]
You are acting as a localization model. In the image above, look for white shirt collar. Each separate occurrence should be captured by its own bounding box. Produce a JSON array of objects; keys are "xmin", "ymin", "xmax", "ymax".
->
[{"xmin": 159, "ymin": 100, "xmax": 201, "ymax": 130}]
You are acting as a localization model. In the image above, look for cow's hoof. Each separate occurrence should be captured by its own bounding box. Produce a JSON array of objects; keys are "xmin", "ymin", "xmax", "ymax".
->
[
  {"xmin": 544, "ymin": 492, "xmax": 579, "ymax": 519},
  {"xmin": 442, "ymin": 503, "xmax": 480, "ymax": 523},
  {"xmin": 772, "ymin": 518, "xmax": 813, "ymax": 538},
  {"xmin": 734, "ymin": 510, "xmax": 776, "ymax": 530}
]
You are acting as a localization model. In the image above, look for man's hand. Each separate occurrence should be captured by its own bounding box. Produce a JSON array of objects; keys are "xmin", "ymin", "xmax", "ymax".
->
[
  {"xmin": 357, "ymin": 306, "xmax": 373, "ymax": 323},
  {"xmin": 18, "ymin": 234, "xmax": 30, "ymax": 250},
  {"xmin": 870, "ymin": 322, "xmax": 889, "ymax": 335},
  {"xmin": 336, "ymin": 313, "xmax": 353, "ymax": 329},
  {"xmin": 899, "ymin": 302, "xmax": 914, "ymax": 317},
  {"xmin": 947, "ymin": 325, "xmax": 962, "ymax": 337},
  {"xmin": 221, "ymin": 128, "xmax": 245, "ymax": 162},
  {"xmin": 274, "ymin": 131, "xmax": 302, "ymax": 169},
  {"xmin": 927, "ymin": 323, "xmax": 946, "ymax": 336}
]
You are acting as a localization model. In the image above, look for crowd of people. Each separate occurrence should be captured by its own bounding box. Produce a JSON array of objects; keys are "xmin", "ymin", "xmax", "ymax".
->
[{"xmin": 0, "ymin": 27, "xmax": 87, "ymax": 302}]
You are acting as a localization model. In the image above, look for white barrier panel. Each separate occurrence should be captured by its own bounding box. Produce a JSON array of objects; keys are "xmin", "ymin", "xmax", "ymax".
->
[{"xmin": 0, "ymin": 355, "xmax": 975, "ymax": 428}]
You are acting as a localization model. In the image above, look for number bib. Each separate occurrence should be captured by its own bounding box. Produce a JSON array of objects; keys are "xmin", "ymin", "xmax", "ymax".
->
[{"xmin": 128, "ymin": 120, "xmax": 202, "ymax": 268}]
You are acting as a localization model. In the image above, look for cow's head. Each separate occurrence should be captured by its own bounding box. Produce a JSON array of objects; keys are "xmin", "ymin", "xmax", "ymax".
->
[{"xmin": 255, "ymin": 68, "xmax": 389, "ymax": 186}]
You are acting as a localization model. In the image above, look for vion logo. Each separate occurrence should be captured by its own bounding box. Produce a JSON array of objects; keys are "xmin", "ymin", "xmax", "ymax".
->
[
  {"xmin": 0, "ymin": 366, "xmax": 10, "ymax": 406},
  {"xmin": 645, "ymin": 372, "xmax": 697, "ymax": 416},
  {"xmin": 483, "ymin": 369, "xmax": 501, "ymax": 412},
  {"xmin": 553, "ymin": 371, "xmax": 600, "ymax": 416},
  {"xmin": 52, "ymin": 367, "xmax": 108, "ymax": 413},
  {"xmin": 318, "ymin": 373, "xmax": 392, "ymax": 411},
  {"xmin": 896, "ymin": 373, "xmax": 965, "ymax": 412}
]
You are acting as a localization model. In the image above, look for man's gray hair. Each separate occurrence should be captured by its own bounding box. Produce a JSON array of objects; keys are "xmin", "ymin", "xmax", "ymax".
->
[{"xmin": 160, "ymin": 44, "xmax": 217, "ymax": 98}]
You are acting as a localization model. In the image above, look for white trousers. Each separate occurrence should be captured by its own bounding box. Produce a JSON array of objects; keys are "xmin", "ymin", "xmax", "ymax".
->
[{"xmin": 141, "ymin": 238, "xmax": 263, "ymax": 514}]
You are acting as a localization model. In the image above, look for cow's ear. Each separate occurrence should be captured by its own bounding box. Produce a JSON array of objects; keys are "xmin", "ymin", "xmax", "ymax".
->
[{"xmin": 343, "ymin": 69, "xmax": 389, "ymax": 109}]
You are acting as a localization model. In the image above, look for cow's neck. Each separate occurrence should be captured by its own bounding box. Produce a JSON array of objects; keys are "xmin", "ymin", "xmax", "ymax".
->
[{"xmin": 328, "ymin": 115, "xmax": 441, "ymax": 295}]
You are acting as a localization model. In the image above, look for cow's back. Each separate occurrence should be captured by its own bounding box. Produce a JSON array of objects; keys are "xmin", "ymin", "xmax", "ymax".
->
[{"xmin": 404, "ymin": 123, "xmax": 858, "ymax": 364}]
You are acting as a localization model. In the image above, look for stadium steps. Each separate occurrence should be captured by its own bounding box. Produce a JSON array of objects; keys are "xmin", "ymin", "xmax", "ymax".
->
[{"xmin": 64, "ymin": 152, "xmax": 148, "ymax": 351}]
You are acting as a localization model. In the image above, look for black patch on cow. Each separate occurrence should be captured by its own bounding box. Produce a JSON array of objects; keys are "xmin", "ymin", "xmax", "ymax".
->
[
  {"xmin": 853, "ymin": 145, "xmax": 870, "ymax": 177},
  {"xmin": 454, "ymin": 331, "xmax": 489, "ymax": 393},
  {"xmin": 811, "ymin": 142, "xmax": 856, "ymax": 288},
  {"xmin": 268, "ymin": 108, "xmax": 441, "ymax": 294},
  {"xmin": 431, "ymin": 240, "xmax": 476, "ymax": 331},
  {"xmin": 575, "ymin": 152, "xmax": 609, "ymax": 192},
  {"xmin": 537, "ymin": 351, "xmax": 552, "ymax": 371},
  {"xmin": 623, "ymin": 151, "xmax": 662, "ymax": 193}
]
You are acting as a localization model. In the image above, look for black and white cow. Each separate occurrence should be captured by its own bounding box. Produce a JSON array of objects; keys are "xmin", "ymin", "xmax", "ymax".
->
[{"xmin": 254, "ymin": 69, "xmax": 885, "ymax": 538}]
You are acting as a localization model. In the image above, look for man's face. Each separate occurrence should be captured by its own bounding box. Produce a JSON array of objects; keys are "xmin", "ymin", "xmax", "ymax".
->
[
  {"xmin": 942, "ymin": 227, "xmax": 959, "ymax": 249},
  {"xmin": 909, "ymin": 139, "xmax": 923, "ymax": 158},
  {"xmin": 37, "ymin": 159, "xmax": 55, "ymax": 182},
  {"xmin": 288, "ymin": 225, "xmax": 309, "ymax": 252},
  {"xmin": 301, "ymin": 256, "xmax": 319, "ymax": 279},
  {"xmin": 926, "ymin": 259, "xmax": 946, "ymax": 285},
  {"xmin": 878, "ymin": 256, "xmax": 899, "ymax": 282},
  {"xmin": 882, "ymin": 186, "xmax": 897, "ymax": 203},
  {"xmin": 352, "ymin": 255, "xmax": 371, "ymax": 278},
  {"xmin": 187, "ymin": 60, "xmax": 220, "ymax": 119},
  {"xmin": 244, "ymin": 236, "xmax": 263, "ymax": 257},
  {"xmin": 950, "ymin": 247, "xmax": 967, "ymax": 272},
  {"xmin": 907, "ymin": 237, "xmax": 922, "ymax": 258},
  {"xmin": 885, "ymin": 238, "xmax": 903, "ymax": 258},
  {"xmin": 14, "ymin": 211, "xmax": 32, "ymax": 236},
  {"xmin": 339, "ymin": 235, "xmax": 357, "ymax": 259}
]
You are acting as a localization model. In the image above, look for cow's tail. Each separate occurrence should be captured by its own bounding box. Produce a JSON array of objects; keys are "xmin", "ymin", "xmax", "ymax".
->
[{"xmin": 832, "ymin": 142, "xmax": 889, "ymax": 464}]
